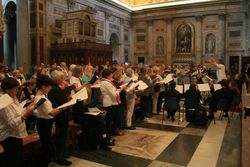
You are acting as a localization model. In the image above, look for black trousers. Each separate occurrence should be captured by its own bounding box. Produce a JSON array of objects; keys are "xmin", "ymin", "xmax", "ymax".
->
[
  {"xmin": 54, "ymin": 121, "xmax": 68, "ymax": 161},
  {"xmin": 114, "ymin": 104, "xmax": 125, "ymax": 129},
  {"xmin": 140, "ymin": 96, "xmax": 151, "ymax": 119},
  {"xmin": 36, "ymin": 118, "xmax": 54, "ymax": 167},
  {"xmin": 104, "ymin": 105, "xmax": 116, "ymax": 139},
  {"xmin": 1, "ymin": 137, "xmax": 23, "ymax": 167}
]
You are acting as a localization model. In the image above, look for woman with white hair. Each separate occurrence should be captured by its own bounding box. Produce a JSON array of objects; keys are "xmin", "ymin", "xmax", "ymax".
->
[
  {"xmin": 70, "ymin": 65, "xmax": 84, "ymax": 92},
  {"xmin": 47, "ymin": 70, "xmax": 73, "ymax": 166},
  {"xmin": 123, "ymin": 68, "xmax": 137, "ymax": 129}
]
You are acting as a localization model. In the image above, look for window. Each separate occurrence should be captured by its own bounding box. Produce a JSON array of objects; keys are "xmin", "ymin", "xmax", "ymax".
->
[
  {"xmin": 39, "ymin": 13, "xmax": 43, "ymax": 28},
  {"xmin": 84, "ymin": 23, "xmax": 90, "ymax": 36},
  {"xmin": 55, "ymin": 19, "xmax": 62, "ymax": 28},
  {"xmin": 30, "ymin": 13, "xmax": 36, "ymax": 28},
  {"xmin": 79, "ymin": 22, "xmax": 83, "ymax": 35},
  {"xmin": 39, "ymin": 3, "xmax": 43, "ymax": 11}
]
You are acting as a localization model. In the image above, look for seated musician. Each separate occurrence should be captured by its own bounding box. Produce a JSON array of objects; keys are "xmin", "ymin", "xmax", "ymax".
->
[
  {"xmin": 164, "ymin": 80, "xmax": 180, "ymax": 122},
  {"xmin": 208, "ymin": 79, "xmax": 233, "ymax": 118},
  {"xmin": 184, "ymin": 83, "xmax": 201, "ymax": 112}
]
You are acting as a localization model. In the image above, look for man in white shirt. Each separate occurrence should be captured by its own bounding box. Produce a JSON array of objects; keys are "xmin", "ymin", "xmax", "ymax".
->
[{"xmin": 208, "ymin": 59, "xmax": 227, "ymax": 83}]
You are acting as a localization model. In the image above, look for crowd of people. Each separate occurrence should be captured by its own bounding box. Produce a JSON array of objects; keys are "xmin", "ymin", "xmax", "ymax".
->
[{"xmin": 0, "ymin": 59, "xmax": 249, "ymax": 167}]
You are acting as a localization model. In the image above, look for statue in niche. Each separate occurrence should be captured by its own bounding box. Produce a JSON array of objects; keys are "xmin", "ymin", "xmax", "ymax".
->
[
  {"xmin": 176, "ymin": 24, "xmax": 192, "ymax": 53},
  {"xmin": 156, "ymin": 36, "xmax": 164, "ymax": 55},
  {"xmin": 205, "ymin": 34, "xmax": 215, "ymax": 54}
]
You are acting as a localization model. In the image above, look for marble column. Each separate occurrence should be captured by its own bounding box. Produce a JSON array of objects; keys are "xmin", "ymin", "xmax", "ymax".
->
[
  {"xmin": 166, "ymin": 18, "xmax": 172, "ymax": 65},
  {"xmin": 16, "ymin": 0, "xmax": 30, "ymax": 71},
  {"xmin": 105, "ymin": 13, "xmax": 110, "ymax": 44},
  {"xmin": 119, "ymin": 19, "xmax": 124, "ymax": 63},
  {"xmin": 3, "ymin": 19, "xmax": 10, "ymax": 66},
  {"xmin": 195, "ymin": 16, "xmax": 202, "ymax": 64},
  {"xmin": 147, "ymin": 20, "xmax": 153, "ymax": 64},
  {"xmin": 218, "ymin": 14, "xmax": 225, "ymax": 60}
]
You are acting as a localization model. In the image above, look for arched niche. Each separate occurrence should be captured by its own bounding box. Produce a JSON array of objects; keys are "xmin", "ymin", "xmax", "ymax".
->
[
  {"xmin": 109, "ymin": 33, "xmax": 119, "ymax": 62},
  {"xmin": 205, "ymin": 33, "xmax": 216, "ymax": 54},
  {"xmin": 3, "ymin": 0, "xmax": 16, "ymax": 67},
  {"xmin": 175, "ymin": 23, "xmax": 194, "ymax": 53}
]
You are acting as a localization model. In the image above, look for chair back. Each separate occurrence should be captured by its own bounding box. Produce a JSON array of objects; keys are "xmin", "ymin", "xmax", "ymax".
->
[
  {"xmin": 185, "ymin": 96, "xmax": 199, "ymax": 109},
  {"xmin": 217, "ymin": 99, "xmax": 229, "ymax": 111},
  {"xmin": 165, "ymin": 97, "xmax": 179, "ymax": 111},
  {"xmin": 230, "ymin": 95, "xmax": 241, "ymax": 107}
]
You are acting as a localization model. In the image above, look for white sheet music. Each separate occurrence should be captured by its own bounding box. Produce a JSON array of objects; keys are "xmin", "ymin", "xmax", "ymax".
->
[
  {"xmin": 0, "ymin": 94, "xmax": 13, "ymax": 110},
  {"xmin": 126, "ymin": 80, "xmax": 148, "ymax": 92},
  {"xmin": 175, "ymin": 85, "xmax": 183, "ymax": 94},
  {"xmin": 57, "ymin": 87, "xmax": 88, "ymax": 109},
  {"xmin": 20, "ymin": 100, "xmax": 27, "ymax": 108},
  {"xmin": 184, "ymin": 84, "xmax": 190, "ymax": 92},
  {"xmin": 213, "ymin": 84, "xmax": 222, "ymax": 91},
  {"xmin": 71, "ymin": 87, "xmax": 88, "ymax": 101},
  {"xmin": 159, "ymin": 74, "xmax": 174, "ymax": 84},
  {"xmin": 85, "ymin": 107, "xmax": 105, "ymax": 116},
  {"xmin": 197, "ymin": 83, "xmax": 211, "ymax": 92}
]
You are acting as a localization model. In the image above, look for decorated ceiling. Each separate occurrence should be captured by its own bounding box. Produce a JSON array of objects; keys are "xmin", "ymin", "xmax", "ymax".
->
[
  {"xmin": 111, "ymin": 0, "xmax": 220, "ymax": 10},
  {"xmin": 119, "ymin": 0, "xmax": 186, "ymax": 7}
]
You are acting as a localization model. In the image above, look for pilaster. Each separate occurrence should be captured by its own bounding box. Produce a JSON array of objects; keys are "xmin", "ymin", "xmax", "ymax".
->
[
  {"xmin": 120, "ymin": 19, "xmax": 124, "ymax": 63},
  {"xmin": 166, "ymin": 18, "xmax": 172, "ymax": 65},
  {"xmin": 105, "ymin": 12, "xmax": 110, "ymax": 44},
  {"xmin": 195, "ymin": 15, "xmax": 202, "ymax": 64},
  {"xmin": 147, "ymin": 20, "xmax": 153, "ymax": 64},
  {"xmin": 218, "ymin": 14, "xmax": 225, "ymax": 59},
  {"xmin": 16, "ymin": 0, "xmax": 30, "ymax": 70}
]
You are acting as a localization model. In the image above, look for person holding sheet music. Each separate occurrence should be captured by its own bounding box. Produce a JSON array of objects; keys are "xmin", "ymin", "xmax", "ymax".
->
[
  {"xmin": 34, "ymin": 75, "xmax": 63, "ymax": 167},
  {"xmin": 19, "ymin": 79, "xmax": 37, "ymax": 133},
  {"xmin": 69, "ymin": 65, "xmax": 84, "ymax": 93},
  {"xmin": 123, "ymin": 68, "xmax": 137, "ymax": 130},
  {"xmin": 0, "ymin": 77, "xmax": 36, "ymax": 167},
  {"xmin": 151, "ymin": 66, "xmax": 161, "ymax": 115},
  {"xmin": 137, "ymin": 67, "xmax": 154, "ymax": 121},
  {"xmin": 48, "ymin": 70, "xmax": 74, "ymax": 166},
  {"xmin": 111, "ymin": 67, "xmax": 126, "ymax": 134},
  {"xmin": 165, "ymin": 80, "xmax": 180, "ymax": 122},
  {"xmin": 100, "ymin": 69, "xmax": 126, "ymax": 144}
]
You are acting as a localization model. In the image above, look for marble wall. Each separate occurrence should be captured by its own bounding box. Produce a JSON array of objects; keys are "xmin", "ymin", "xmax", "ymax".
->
[
  {"xmin": 130, "ymin": 0, "xmax": 248, "ymax": 70},
  {"xmin": 46, "ymin": 0, "xmax": 131, "ymax": 64},
  {"xmin": 2, "ymin": 0, "xmax": 249, "ymax": 70}
]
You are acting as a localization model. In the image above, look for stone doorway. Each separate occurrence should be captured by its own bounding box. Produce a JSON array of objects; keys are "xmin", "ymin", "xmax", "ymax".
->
[{"xmin": 110, "ymin": 33, "xmax": 119, "ymax": 62}]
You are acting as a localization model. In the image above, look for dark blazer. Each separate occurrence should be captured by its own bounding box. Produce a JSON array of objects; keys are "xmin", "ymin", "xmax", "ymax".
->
[
  {"xmin": 48, "ymin": 85, "xmax": 70, "ymax": 125},
  {"xmin": 184, "ymin": 89, "xmax": 201, "ymax": 108},
  {"xmin": 165, "ymin": 89, "xmax": 181, "ymax": 104}
]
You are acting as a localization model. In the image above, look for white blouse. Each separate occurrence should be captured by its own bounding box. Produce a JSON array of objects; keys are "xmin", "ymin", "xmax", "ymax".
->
[
  {"xmin": 0, "ymin": 94, "xmax": 27, "ymax": 142},
  {"xmin": 100, "ymin": 79, "xmax": 119, "ymax": 107},
  {"xmin": 33, "ymin": 94, "xmax": 53, "ymax": 119}
]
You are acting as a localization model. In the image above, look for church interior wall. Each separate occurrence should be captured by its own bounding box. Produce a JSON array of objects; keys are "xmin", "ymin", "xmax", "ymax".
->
[
  {"xmin": 130, "ymin": 0, "xmax": 247, "ymax": 72},
  {"xmin": 0, "ymin": 0, "xmax": 249, "ymax": 71}
]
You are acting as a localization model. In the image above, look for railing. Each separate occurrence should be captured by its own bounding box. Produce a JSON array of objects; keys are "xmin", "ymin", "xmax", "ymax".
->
[{"xmin": 51, "ymin": 42, "xmax": 112, "ymax": 51}]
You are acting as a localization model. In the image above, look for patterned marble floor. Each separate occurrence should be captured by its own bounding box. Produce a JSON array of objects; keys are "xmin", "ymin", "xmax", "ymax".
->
[{"xmin": 49, "ymin": 112, "xmax": 241, "ymax": 167}]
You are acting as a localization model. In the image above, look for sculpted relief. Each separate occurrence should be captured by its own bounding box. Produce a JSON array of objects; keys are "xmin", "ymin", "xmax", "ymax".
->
[
  {"xmin": 156, "ymin": 36, "xmax": 164, "ymax": 55},
  {"xmin": 205, "ymin": 34, "xmax": 215, "ymax": 54},
  {"xmin": 176, "ymin": 24, "xmax": 192, "ymax": 53}
]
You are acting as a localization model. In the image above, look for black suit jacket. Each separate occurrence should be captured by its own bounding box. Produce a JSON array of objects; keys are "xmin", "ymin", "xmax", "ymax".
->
[{"xmin": 48, "ymin": 85, "xmax": 70, "ymax": 125}]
